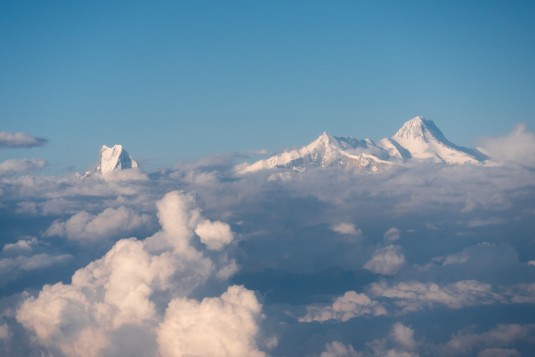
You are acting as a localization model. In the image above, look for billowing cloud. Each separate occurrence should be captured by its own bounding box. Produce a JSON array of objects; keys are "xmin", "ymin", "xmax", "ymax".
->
[
  {"xmin": 158, "ymin": 285, "xmax": 265, "ymax": 357},
  {"xmin": 195, "ymin": 219, "xmax": 234, "ymax": 250},
  {"xmin": 479, "ymin": 123, "xmax": 535, "ymax": 167},
  {"xmin": 45, "ymin": 206, "xmax": 153, "ymax": 242},
  {"xmin": 300, "ymin": 291, "xmax": 386, "ymax": 322},
  {"xmin": 391, "ymin": 323, "xmax": 416, "ymax": 350},
  {"xmin": 364, "ymin": 245, "xmax": 406, "ymax": 275},
  {"xmin": 0, "ymin": 158, "xmax": 47, "ymax": 175},
  {"xmin": 0, "ymin": 131, "xmax": 47, "ymax": 148},
  {"xmin": 16, "ymin": 191, "xmax": 261, "ymax": 357}
]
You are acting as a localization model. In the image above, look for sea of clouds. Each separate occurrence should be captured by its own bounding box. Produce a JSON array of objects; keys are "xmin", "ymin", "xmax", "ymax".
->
[{"xmin": 0, "ymin": 125, "xmax": 534, "ymax": 356}]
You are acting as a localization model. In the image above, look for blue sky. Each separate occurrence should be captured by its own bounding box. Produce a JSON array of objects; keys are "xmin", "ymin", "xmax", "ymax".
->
[{"xmin": 1, "ymin": 0, "xmax": 534, "ymax": 172}]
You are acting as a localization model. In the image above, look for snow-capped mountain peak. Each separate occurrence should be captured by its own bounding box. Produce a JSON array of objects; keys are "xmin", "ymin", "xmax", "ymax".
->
[
  {"xmin": 81, "ymin": 144, "xmax": 139, "ymax": 177},
  {"xmin": 391, "ymin": 116, "xmax": 487, "ymax": 164},
  {"xmin": 236, "ymin": 115, "xmax": 490, "ymax": 175},
  {"xmin": 97, "ymin": 145, "xmax": 138, "ymax": 174},
  {"xmin": 393, "ymin": 116, "xmax": 442, "ymax": 143}
]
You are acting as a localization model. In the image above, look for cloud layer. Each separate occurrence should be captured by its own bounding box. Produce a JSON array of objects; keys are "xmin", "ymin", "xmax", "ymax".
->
[{"xmin": 1, "ymin": 126, "xmax": 535, "ymax": 356}]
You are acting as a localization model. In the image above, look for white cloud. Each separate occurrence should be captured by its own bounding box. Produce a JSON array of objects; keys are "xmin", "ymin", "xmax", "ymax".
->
[
  {"xmin": 384, "ymin": 227, "xmax": 401, "ymax": 242},
  {"xmin": 157, "ymin": 285, "xmax": 265, "ymax": 357},
  {"xmin": 444, "ymin": 324, "xmax": 534, "ymax": 356},
  {"xmin": 371, "ymin": 280, "xmax": 503, "ymax": 313},
  {"xmin": 364, "ymin": 245, "xmax": 406, "ymax": 275},
  {"xmin": 320, "ymin": 341, "xmax": 363, "ymax": 357},
  {"xmin": 391, "ymin": 323, "xmax": 416, "ymax": 350},
  {"xmin": 0, "ymin": 131, "xmax": 47, "ymax": 148},
  {"xmin": 195, "ymin": 219, "xmax": 234, "ymax": 250},
  {"xmin": 480, "ymin": 123, "xmax": 535, "ymax": 167},
  {"xmin": 45, "ymin": 206, "xmax": 152, "ymax": 242},
  {"xmin": 331, "ymin": 223, "xmax": 362, "ymax": 236},
  {"xmin": 16, "ymin": 191, "xmax": 261, "ymax": 357},
  {"xmin": 2, "ymin": 237, "xmax": 38, "ymax": 253},
  {"xmin": 0, "ymin": 253, "xmax": 72, "ymax": 273},
  {"xmin": 0, "ymin": 158, "xmax": 47, "ymax": 175},
  {"xmin": 299, "ymin": 291, "xmax": 386, "ymax": 322}
]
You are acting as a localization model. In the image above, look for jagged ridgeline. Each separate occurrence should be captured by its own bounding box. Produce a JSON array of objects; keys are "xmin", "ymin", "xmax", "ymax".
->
[{"xmin": 236, "ymin": 116, "xmax": 490, "ymax": 174}]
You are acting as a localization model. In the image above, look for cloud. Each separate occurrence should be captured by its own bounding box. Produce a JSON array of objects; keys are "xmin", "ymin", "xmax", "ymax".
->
[
  {"xmin": 479, "ymin": 124, "xmax": 535, "ymax": 167},
  {"xmin": 157, "ymin": 285, "xmax": 265, "ymax": 357},
  {"xmin": 16, "ymin": 191, "xmax": 261, "ymax": 357},
  {"xmin": 371, "ymin": 280, "xmax": 503, "ymax": 313},
  {"xmin": 384, "ymin": 227, "xmax": 401, "ymax": 242},
  {"xmin": 439, "ymin": 324, "xmax": 535, "ymax": 357},
  {"xmin": 195, "ymin": 219, "xmax": 234, "ymax": 250},
  {"xmin": 299, "ymin": 291, "xmax": 385, "ymax": 322},
  {"xmin": 0, "ymin": 253, "xmax": 72, "ymax": 288},
  {"xmin": 2, "ymin": 135, "xmax": 535, "ymax": 356},
  {"xmin": 45, "ymin": 206, "xmax": 153, "ymax": 242},
  {"xmin": 331, "ymin": 223, "xmax": 362, "ymax": 235},
  {"xmin": 2, "ymin": 237, "xmax": 38, "ymax": 253},
  {"xmin": 364, "ymin": 245, "xmax": 406, "ymax": 275},
  {"xmin": 0, "ymin": 324, "xmax": 8, "ymax": 341},
  {"xmin": 391, "ymin": 322, "xmax": 416, "ymax": 350},
  {"xmin": 0, "ymin": 131, "xmax": 47, "ymax": 148},
  {"xmin": 320, "ymin": 341, "xmax": 363, "ymax": 357},
  {"xmin": 0, "ymin": 158, "xmax": 47, "ymax": 175}
]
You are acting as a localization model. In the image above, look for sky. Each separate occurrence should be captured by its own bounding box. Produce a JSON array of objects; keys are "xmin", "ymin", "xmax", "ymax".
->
[{"xmin": 1, "ymin": 0, "xmax": 535, "ymax": 173}]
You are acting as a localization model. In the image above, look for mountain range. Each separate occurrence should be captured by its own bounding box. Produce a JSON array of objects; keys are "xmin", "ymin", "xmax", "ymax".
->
[
  {"xmin": 86, "ymin": 116, "xmax": 491, "ymax": 177},
  {"xmin": 235, "ymin": 116, "xmax": 490, "ymax": 174}
]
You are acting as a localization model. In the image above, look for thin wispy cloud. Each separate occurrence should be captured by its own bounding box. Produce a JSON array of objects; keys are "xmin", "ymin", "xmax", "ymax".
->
[{"xmin": 0, "ymin": 131, "xmax": 47, "ymax": 148}]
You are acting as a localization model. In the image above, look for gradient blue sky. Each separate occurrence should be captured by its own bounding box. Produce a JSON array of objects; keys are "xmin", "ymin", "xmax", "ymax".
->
[{"xmin": 1, "ymin": 0, "xmax": 534, "ymax": 172}]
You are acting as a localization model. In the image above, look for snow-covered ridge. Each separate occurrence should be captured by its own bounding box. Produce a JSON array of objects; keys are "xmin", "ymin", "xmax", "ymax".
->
[
  {"xmin": 84, "ymin": 144, "xmax": 139, "ymax": 177},
  {"xmin": 237, "ymin": 116, "xmax": 490, "ymax": 174}
]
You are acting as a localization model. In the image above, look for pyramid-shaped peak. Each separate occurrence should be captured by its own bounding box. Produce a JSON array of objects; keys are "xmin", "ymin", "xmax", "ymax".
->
[
  {"xmin": 309, "ymin": 131, "xmax": 338, "ymax": 147},
  {"xmin": 393, "ymin": 116, "xmax": 445, "ymax": 142},
  {"xmin": 97, "ymin": 144, "xmax": 138, "ymax": 174}
]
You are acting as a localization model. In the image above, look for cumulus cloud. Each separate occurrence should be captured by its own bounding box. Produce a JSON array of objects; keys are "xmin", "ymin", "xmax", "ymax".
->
[
  {"xmin": 195, "ymin": 219, "xmax": 234, "ymax": 250},
  {"xmin": 0, "ymin": 131, "xmax": 47, "ymax": 148},
  {"xmin": 0, "ymin": 158, "xmax": 47, "ymax": 175},
  {"xmin": 299, "ymin": 291, "xmax": 385, "ymax": 322},
  {"xmin": 480, "ymin": 124, "xmax": 535, "ymax": 167},
  {"xmin": 391, "ymin": 323, "xmax": 416, "ymax": 350},
  {"xmin": 16, "ymin": 191, "xmax": 259, "ymax": 357},
  {"xmin": 364, "ymin": 245, "xmax": 406, "ymax": 275},
  {"xmin": 331, "ymin": 223, "xmax": 362, "ymax": 235},
  {"xmin": 158, "ymin": 285, "xmax": 265, "ymax": 357},
  {"xmin": 45, "ymin": 206, "xmax": 153, "ymax": 242},
  {"xmin": 2, "ymin": 237, "xmax": 38, "ymax": 253}
]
